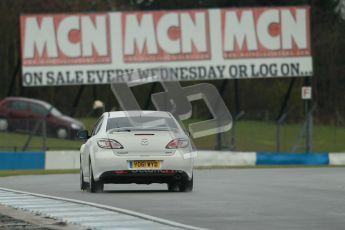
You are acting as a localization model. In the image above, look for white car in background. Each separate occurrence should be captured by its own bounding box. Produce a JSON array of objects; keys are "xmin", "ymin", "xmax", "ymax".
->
[{"xmin": 78, "ymin": 111, "xmax": 195, "ymax": 193}]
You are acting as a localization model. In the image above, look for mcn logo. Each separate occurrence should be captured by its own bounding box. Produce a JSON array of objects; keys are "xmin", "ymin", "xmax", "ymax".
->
[
  {"xmin": 221, "ymin": 7, "xmax": 310, "ymax": 59},
  {"xmin": 122, "ymin": 10, "xmax": 211, "ymax": 63},
  {"xmin": 20, "ymin": 7, "xmax": 311, "ymax": 67},
  {"xmin": 21, "ymin": 14, "xmax": 111, "ymax": 66}
]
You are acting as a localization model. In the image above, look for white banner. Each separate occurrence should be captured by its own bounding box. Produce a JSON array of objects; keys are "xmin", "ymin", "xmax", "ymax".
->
[{"xmin": 20, "ymin": 7, "xmax": 312, "ymax": 86}]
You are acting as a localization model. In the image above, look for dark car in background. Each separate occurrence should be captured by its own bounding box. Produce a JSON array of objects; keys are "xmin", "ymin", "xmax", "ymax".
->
[{"xmin": 0, "ymin": 97, "xmax": 85, "ymax": 139}]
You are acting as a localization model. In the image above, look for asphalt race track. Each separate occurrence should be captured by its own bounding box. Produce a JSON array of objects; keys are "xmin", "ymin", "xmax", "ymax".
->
[{"xmin": 0, "ymin": 168, "xmax": 345, "ymax": 230}]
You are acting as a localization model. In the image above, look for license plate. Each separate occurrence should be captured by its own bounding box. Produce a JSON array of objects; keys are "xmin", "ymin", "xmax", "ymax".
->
[{"xmin": 131, "ymin": 160, "xmax": 160, "ymax": 169}]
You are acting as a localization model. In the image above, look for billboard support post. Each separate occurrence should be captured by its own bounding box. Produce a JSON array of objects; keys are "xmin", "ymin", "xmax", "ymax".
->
[
  {"xmin": 304, "ymin": 77, "xmax": 313, "ymax": 153},
  {"xmin": 276, "ymin": 113, "xmax": 287, "ymax": 152},
  {"xmin": 145, "ymin": 83, "xmax": 157, "ymax": 109},
  {"xmin": 275, "ymin": 78, "xmax": 296, "ymax": 152},
  {"xmin": 42, "ymin": 117, "xmax": 47, "ymax": 151},
  {"xmin": 7, "ymin": 58, "xmax": 20, "ymax": 96},
  {"xmin": 276, "ymin": 78, "xmax": 296, "ymax": 121},
  {"xmin": 70, "ymin": 85, "xmax": 85, "ymax": 117},
  {"xmin": 215, "ymin": 80, "xmax": 229, "ymax": 150},
  {"xmin": 92, "ymin": 85, "xmax": 97, "ymax": 102}
]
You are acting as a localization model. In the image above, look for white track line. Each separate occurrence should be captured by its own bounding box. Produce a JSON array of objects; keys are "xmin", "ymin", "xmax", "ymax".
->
[{"xmin": 0, "ymin": 187, "xmax": 207, "ymax": 230}]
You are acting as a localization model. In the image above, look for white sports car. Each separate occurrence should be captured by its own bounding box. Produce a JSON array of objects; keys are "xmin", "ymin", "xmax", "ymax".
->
[{"xmin": 78, "ymin": 111, "xmax": 195, "ymax": 193}]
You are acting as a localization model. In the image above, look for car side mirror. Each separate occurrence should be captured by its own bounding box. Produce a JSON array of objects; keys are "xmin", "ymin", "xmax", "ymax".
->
[{"xmin": 77, "ymin": 130, "xmax": 89, "ymax": 140}]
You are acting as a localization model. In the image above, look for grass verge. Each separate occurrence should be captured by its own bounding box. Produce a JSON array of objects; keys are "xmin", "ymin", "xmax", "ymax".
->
[{"xmin": 0, "ymin": 118, "xmax": 345, "ymax": 152}]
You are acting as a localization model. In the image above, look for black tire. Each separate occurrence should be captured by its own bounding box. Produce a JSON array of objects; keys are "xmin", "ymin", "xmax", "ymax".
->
[
  {"xmin": 80, "ymin": 167, "xmax": 87, "ymax": 191},
  {"xmin": 167, "ymin": 182, "xmax": 178, "ymax": 192},
  {"xmin": 179, "ymin": 176, "xmax": 193, "ymax": 192},
  {"xmin": 88, "ymin": 161, "xmax": 104, "ymax": 193}
]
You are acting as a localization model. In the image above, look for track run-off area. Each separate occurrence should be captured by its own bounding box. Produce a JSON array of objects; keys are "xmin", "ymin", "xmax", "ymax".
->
[{"xmin": 0, "ymin": 168, "xmax": 344, "ymax": 230}]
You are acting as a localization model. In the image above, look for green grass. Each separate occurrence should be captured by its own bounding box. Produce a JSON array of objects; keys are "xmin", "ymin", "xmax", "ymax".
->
[
  {"xmin": 0, "ymin": 131, "xmax": 83, "ymax": 151},
  {"xmin": 0, "ymin": 118, "xmax": 345, "ymax": 153},
  {"xmin": 0, "ymin": 169, "xmax": 79, "ymax": 177},
  {"xmin": 0, "ymin": 117, "xmax": 97, "ymax": 151},
  {"xmin": 185, "ymin": 120, "xmax": 345, "ymax": 152}
]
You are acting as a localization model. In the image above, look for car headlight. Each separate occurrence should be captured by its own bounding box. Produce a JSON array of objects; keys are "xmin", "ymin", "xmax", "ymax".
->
[{"xmin": 71, "ymin": 123, "xmax": 80, "ymax": 130}]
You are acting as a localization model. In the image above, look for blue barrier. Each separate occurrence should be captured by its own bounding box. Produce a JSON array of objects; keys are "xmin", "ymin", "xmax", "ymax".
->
[
  {"xmin": 256, "ymin": 152, "xmax": 329, "ymax": 165},
  {"xmin": 0, "ymin": 152, "xmax": 45, "ymax": 170},
  {"xmin": 0, "ymin": 151, "xmax": 341, "ymax": 170}
]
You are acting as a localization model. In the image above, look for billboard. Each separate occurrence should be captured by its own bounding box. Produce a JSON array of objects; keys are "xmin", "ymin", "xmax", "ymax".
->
[{"xmin": 20, "ymin": 6, "xmax": 312, "ymax": 87}]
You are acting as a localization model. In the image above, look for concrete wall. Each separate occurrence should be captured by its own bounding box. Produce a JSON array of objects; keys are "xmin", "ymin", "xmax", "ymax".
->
[{"xmin": 45, "ymin": 151, "xmax": 80, "ymax": 169}]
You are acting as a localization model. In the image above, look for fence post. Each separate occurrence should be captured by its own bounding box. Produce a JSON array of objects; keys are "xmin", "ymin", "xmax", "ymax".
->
[
  {"xmin": 276, "ymin": 113, "xmax": 287, "ymax": 152},
  {"xmin": 304, "ymin": 77, "xmax": 313, "ymax": 153},
  {"xmin": 42, "ymin": 117, "xmax": 47, "ymax": 151},
  {"xmin": 230, "ymin": 111, "xmax": 245, "ymax": 151}
]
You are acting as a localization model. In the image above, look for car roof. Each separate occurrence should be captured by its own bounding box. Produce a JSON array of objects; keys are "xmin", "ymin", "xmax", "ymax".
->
[
  {"xmin": 4, "ymin": 97, "xmax": 52, "ymax": 108},
  {"xmin": 106, "ymin": 111, "xmax": 172, "ymax": 119}
]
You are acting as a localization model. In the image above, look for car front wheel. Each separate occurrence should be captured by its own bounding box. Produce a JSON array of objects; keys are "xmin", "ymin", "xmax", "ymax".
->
[
  {"xmin": 56, "ymin": 127, "xmax": 68, "ymax": 139},
  {"xmin": 88, "ymin": 162, "xmax": 104, "ymax": 193},
  {"xmin": 167, "ymin": 182, "xmax": 179, "ymax": 192},
  {"xmin": 0, "ymin": 118, "xmax": 9, "ymax": 131}
]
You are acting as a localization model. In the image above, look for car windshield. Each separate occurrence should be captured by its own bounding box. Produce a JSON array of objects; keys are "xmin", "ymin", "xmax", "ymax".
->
[
  {"xmin": 50, "ymin": 107, "xmax": 63, "ymax": 116},
  {"xmin": 106, "ymin": 116, "xmax": 179, "ymax": 132},
  {"xmin": 41, "ymin": 102, "xmax": 63, "ymax": 116}
]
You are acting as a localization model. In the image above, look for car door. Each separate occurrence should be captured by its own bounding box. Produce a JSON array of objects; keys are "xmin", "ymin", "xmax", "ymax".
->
[
  {"xmin": 28, "ymin": 102, "xmax": 48, "ymax": 132},
  {"xmin": 7, "ymin": 100, "xmax": 30, "ymax": 131},
  {"xmin": 83, "ymin": 116, "xmax": 104, "ymax": 177}
]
